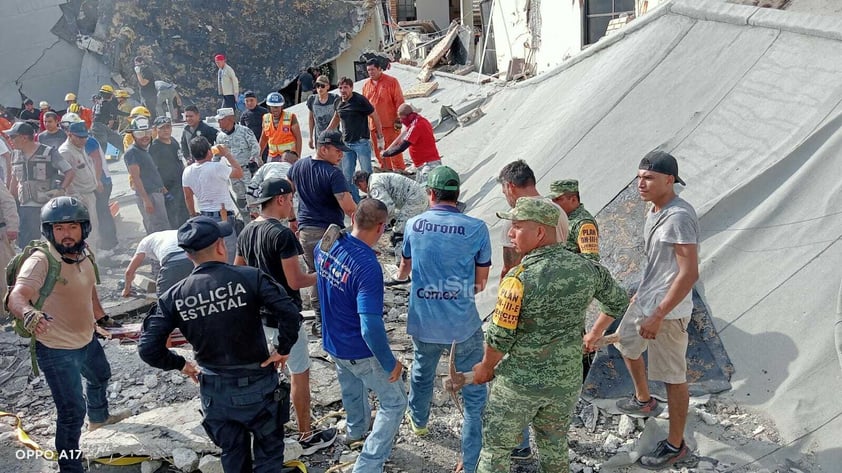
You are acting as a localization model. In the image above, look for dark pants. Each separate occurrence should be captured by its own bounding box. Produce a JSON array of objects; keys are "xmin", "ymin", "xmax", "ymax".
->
[
  {"xmin": 199, "ymin": 371, "xmax": 287, "ymax": 473},
  {"xmin": 140, "ymin": 91, "xmax": 158, "ymax": 119},
  {"xmin": 37, "ymin": 337, "xmax": 112, "ymax": 473},
  {"xmin": 157, "ymin": 254, "xmax": 194, "ymax": 299},
  {"xmin": 163, "ymin": 184, "xmax": 190, "ymax": 229},
  {"xmin": 95, "ymin": 177, "xmax": 118, "ymax": 250},
  {"xmin": 222, "ymin": 95, "xmax": 236, "ymax": 110},
  {"xmin": 18, "ymin": 205, "xmax": 41, "ymax": 247}
]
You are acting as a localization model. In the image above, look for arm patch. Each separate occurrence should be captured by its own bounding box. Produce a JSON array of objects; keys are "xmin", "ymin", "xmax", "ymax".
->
[
  {"xmin": 577, "ymin": 222, "xmax": 599, "ymax": 254},
  {"xmin": 492, "ymin": 276, "xmax": 523, "ymax": 330}
]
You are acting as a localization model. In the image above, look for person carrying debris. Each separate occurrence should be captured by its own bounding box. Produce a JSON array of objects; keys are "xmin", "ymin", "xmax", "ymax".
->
[
  {"xmin": 139, "ymin": 216, "xmax": 301, "ymax": 473},
  {"xmin": 472, "ymin": 197, "xmax": 628, "ymax": 473},
  {"xmin": 7, "ymin": 196, "xmax": 130, "ymax": 473},
  {"xmin": 383, "ymin": 103, "xmax": 442, "ymax": 185},
  {"xmin": 352, "ymin": 170, "xmax": 427, "ymax": 247},
  {"xmin": 363, "ymin": 58, "xmax": 406, "ymax": 172},
  {"xmin": 548, "ymin": 179, "xmax": 600, "ymax": 260},
  {"xmin": 315, "ymin": 198, "xmax": 407, "ymax": 472},
  {"xmin": 610, "ymin": 150, "xmax": 699, "ymax": 469},
  {"xmin": 122, "ymin": 229, "xmax": 193, "ymax": 299},
  {"xmin": 393, "ymin": 166, "xmax": 491, "ymax": 473},
  {"xmin": 235, "ymin": 177, "xmax": 338, "ymax": 455}
]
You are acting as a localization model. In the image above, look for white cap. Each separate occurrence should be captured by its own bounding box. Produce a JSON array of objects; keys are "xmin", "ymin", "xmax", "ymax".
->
[
  {"xmin": 214, "ymin": 108, "xmax": 235, "ymax": 120},
  {"xmin": 61, "ymin": 112, "xmax": 82, "ymax": 124}
]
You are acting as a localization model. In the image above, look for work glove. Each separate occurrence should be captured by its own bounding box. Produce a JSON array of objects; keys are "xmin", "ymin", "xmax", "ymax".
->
[{"xmin": 22, "ymin": 308, "xmax": 46, "ymax": 333}]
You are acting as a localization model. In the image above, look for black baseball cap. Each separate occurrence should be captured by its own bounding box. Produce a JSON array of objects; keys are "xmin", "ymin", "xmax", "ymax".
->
[
  {"xmin": 639, "ymin": 150, "xmax": 686, "ymax": 186},
  {"xmin": 177, "ymin": 216, "xmax": 233, "ymax": 252},
  {"xmin": 244, "ymin": 90, "xmax": 257, "ymax": 98},
  {"xmin": 317, "ymin": 129, "xmax": 351, "ymax": 152},
  {"xmin": 4, "ymin": 122, "xmax": 35, "ymax": 137},
  {"xmin": 253, "ymin": 177, "xmax": 293, "ymax": 204}
]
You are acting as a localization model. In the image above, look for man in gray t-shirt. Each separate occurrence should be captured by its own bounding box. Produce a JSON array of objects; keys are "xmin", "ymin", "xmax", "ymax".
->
[{"xmin": 610, "ymin": 150, "xmax": 699, "ymax": 470}]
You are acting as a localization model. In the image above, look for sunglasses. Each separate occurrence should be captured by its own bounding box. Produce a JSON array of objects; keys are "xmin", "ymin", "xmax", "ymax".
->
[{"xmin": 315, "ymin": 83, "xmax": 328, "ymax": 89}]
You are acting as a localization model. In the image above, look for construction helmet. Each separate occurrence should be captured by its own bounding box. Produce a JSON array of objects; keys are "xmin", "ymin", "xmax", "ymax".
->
[
  {"xmin": 60, "ymin": 113, "xmax": 82, "ymax": 127},
  {"xmin": 64, "ymin": 93, "xmax": 77, "ymax": 102},
  {"xmin": 40, "ymin": 196, "xmax": 92, "ymax": 254},
  {"xmin": 68, "ymin": 103, "xmax": 82, "ymax": 114},
  {"xmin": 266, "ymin": 92, "xmax": 285, "ymax": 107},
  {"xmin": 130, "ymin": 106, "xmax": 151, "ymax": 117},
  {"xmin": 114, "ymin": 89, "xmax": 130, "ymax": 99},
  {"xmin": 127, "ymin": 115, "xmax": 152, "ymax": 132},
  {"xmin": 99, "ymin": 84, "xmax": 114, "ymax": 95}
]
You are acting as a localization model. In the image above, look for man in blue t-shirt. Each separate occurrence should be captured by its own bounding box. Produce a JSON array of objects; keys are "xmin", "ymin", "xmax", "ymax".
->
[
  {"xmin": 287, "ymin": 129, "xmax": 356, "ymax": 334},
  {"xmin": 315, "ymin": 198, "xmax": 406, "ymax": 472},
  {"xmin": 395, "ymin": 165, "xmax": 491, "ymax": 473}
]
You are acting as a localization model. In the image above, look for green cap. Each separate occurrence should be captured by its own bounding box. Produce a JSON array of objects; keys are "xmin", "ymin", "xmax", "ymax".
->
[
  {"xmin": 427, "ymin": 165, "xmax": 460, "ymax": 191},
  {"xmin": 547, "ymin": 179, "xmax": 578, "ymax": 199},
  {"xmin": 496, "ymin": 197, "xmax": 560, "ymax": 227}
]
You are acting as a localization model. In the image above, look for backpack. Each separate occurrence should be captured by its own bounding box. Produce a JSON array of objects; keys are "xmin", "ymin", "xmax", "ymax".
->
[{"xmin": 4, "ymin": 240, "xmax": 100, "ymax": 376}]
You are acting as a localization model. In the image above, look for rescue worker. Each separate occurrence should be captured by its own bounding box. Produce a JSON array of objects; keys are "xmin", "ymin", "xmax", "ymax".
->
[
  {"xmin": 363, "ymin": 58, "xmax": 405, "ymax": 171},
  {"xmin": 383, "ymin": 104, "xmax": 441, "ymax": 185},
  {"xmin": 548, "ymin": 179, "xmax": 600, "ymax": 260},
  {"xmin": 90, "ymin": 85, "xmax": 128, "ymax": 154},
  {"xmin": 122, "ymin": 229, "xmax": 193, "ymax": 299},
  {"xmin": 134, "ymin": 56, "xmax": 158, "ymax": 118},
  {"xmin": 214, "ymin": 107, "xmax": 261, "ymax": 218},
  {"xmin": 65, "ymin": 94, "xmax": 94, "ymax": 132},
  {"xmin": 472, "ymin": 197, "xmax": 629, "ymax": 473},
  {"xmin": 0, "ymin": 178, "xmax": 19, "ymax": 297},
  {"xmin": 122, "ymin": 106, "xmax": 154, "ymax": 152},
  {"xmin": 352, "ymin": 170, "xmax": 427, "ymax": 245},
  {"xmin": 139, "ymin": 216, "xmax": 301, "ymax": 473},
  {"xmin": 123, "ymin": 116, "xmax": 169, "ymax": 234},
  {"xmin": 6, "ymin": 122, "xmax": 75, "ymax": 245},
  {"xmin": 114, "ymin": 90, "xmax": 137, "ymax": 133},
  {"xmin": 149, "ymin": 116, "xmax": 190, "ymax": 229},
  {"xmin": 8, "ymin": 197, "xmax": 130, "ymax": 473},
  {"xmin": 259, "ymin": 92, "xmax": 302, "ymax": 161}
]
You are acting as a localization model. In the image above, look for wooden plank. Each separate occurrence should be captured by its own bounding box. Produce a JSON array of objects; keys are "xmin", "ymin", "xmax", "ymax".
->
[
  {"xmin": 403, "ymin": 81, "xmax": 439, "ymax": 99},
  {"xmin": 416, "ymin": 21, "xmax": 460, "ymax": 82}
]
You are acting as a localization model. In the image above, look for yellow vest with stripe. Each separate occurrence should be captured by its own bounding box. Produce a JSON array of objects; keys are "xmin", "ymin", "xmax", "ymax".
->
[{"xmin": 262, "ymin": 111, "xmax": 295, "ymax": 156}]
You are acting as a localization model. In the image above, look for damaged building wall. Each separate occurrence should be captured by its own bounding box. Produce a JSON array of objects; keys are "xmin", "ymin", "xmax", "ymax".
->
[
  {"xmin": 333, "ymin": 12, "xmax": 383, "ymax": 82},
  {"xmin": 0, "ymin": 1, "xmax": 84, "ymax": 108}
]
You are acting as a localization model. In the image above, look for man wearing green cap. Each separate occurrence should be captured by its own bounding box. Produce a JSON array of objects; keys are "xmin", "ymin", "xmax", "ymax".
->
[
  {"xmin": 472, "ymin": 196, "xmax": 628, "ymax": 473},
  {"xmin": 395, "ymin": 165, "xmax": 491, "ymax": 473},
  {"xmin": 548, "ymin": 179, "xmax": 599, "ymax": 260}
]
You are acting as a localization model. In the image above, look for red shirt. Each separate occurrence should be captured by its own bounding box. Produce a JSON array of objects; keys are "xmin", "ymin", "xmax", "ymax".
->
[{"xmin": 404, "ymin": 114, "xmax": 439, "ymax": 167}]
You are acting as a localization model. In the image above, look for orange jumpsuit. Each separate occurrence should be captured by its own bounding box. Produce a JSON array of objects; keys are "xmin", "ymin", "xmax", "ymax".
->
[{"xmin": 363, "ymin": 74, "xmax": 405, "ymax": 170}]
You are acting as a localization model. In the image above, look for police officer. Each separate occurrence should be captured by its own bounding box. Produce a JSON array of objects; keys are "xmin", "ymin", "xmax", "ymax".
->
[
  {"xmin": 472, "ymin": 197, "xmax": 629, "ymax": 473},
  {"xmin": 139, "ymin": 216, "xmax": 302, "ymax": 472},
  {"xmin": 548, "ymin": 179, "xmax": 600, "ymax": 260}
]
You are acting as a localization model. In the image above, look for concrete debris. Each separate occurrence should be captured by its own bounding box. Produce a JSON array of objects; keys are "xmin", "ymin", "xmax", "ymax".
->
[
  {"xmin": 140, "ymin": 460, "xmax": 163, "ymax": 473},
  {"xmin": 696, "ymin": 408, "xmax": 719, "ymax": 426},
  {"xmin": 172, "ymin": 447, "xmax": 199, "ymax": 471},
  {"xmin": 198, "ymin": 454, "xmax": 224, "ymax": 473},
  {"xmin": 617, "ymin": 414, "xmax": 636, "ymax": 437},
  {"xmin": 143, "ymin": 374, "xmax": 158, "ymax": 389}
]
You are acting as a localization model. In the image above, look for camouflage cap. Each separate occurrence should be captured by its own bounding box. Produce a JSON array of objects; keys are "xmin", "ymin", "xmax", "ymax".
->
[
  {"xmin": 496, "ymin": 197, "xmax": 560, "ymax": 227},
  {"xmin": 547, "ymin": 179, "xmax": 578, "ymax": 199}
]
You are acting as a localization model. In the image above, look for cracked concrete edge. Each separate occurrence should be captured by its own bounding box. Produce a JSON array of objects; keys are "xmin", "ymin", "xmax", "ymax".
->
[
  {"xmin": 749, "ymin": 6, "xmax": 842, "ymax": 41},
  {"xmin": 670, "ymin": 0, "xmax": 759, "ymax": 26}
]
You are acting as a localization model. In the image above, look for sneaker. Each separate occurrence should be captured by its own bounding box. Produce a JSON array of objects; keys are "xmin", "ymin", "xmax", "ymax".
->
[
  {"xmin": 616, "ymin": 395, "xmax": 661, "ymax": 418},
  {"xmin": 299, "ymin": 427, "xmax": 338, "ymax": 455},
  {"xmin": 319, "ymin": 224, "xmax": 343, "ymax": 252},
  {"xmin": 405, "ymin": 412, "xmax": 428, "ymax": 436},
  {"xmin": 384, "ymin": 276, "xmax": 411, "ymax": 287},
  {"xmin": 510, "ymin": 447, "xmax": 533, "ymax": 460},
  {"xmin": 639, "ymin": 439, "xmax": 689, "ymax": 470},
  {"xmin": 88, "ymin": 410, "xmax": 131, "ymax": 431}
]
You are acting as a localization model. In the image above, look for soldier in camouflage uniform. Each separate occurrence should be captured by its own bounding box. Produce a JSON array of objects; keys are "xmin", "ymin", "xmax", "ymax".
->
[
  {"xmin": 214, "ymin": 108, "xmax": 261, "ymax": 219},
  {"xmin": 472, "ymin": 197, "xmax": 628, "ymax": 473},
  {"xmin": 548, "ymin": 179, "xmax": 599, "ymax": 260},
  {"xmin": 353, "ymin": 170, "xmax": 428, "ymax": 241}
]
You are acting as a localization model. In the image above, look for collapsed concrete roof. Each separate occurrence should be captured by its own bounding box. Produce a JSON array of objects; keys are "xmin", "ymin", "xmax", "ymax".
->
[{"xmin": 421, "ymin": 0, "xmax": 841, "ymax": 468}]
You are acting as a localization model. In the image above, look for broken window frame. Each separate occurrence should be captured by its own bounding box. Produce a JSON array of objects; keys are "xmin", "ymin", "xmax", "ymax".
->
[{"xmin": 583, "ymin": 0, "xmax": 635, "ymax": 46}]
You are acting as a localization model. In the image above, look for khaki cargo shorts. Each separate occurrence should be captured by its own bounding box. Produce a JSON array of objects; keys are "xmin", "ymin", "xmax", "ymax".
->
[{"xmin": 614, "ymin": 303, "xmax": 690, "ymax": 384}]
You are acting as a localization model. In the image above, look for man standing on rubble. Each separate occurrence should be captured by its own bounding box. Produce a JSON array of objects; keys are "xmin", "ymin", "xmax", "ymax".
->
[
  {"xmin": 140, "ymin": 216, "xmax": 301, "ymax": 473},
  {"xmin": 235, "ymin": 177, "xmax": 338, "ymax": 455},
  {"xmin": 215, "ymin": 54, "xmax": 239, "ymax": 110},
  {"xmin": 124, "ymin": 116, "xmax": 169, "ymax": 235},
  {"xmin": 363, "ymin": 58, "xmax": 405, "ymax": 172},
  {"xmin": 383, "ymin": 104, "xmax": 441, "ymax": 185},
  {"xmin": 393, "ymin": 166, "xmax": 491, "ymax": 473},
  {"xmin": 149, "ymin": 116, "xmax": 190, "ymax": 228},
  {"xmin": 613, "ymin": 151, "xmax": 699, "ymax": 469},
  {"xmin": 472, "ymin": 197, "xmax": 628, "ymax": 473},
  {"xmin": 9, "ymin": 196, "xmax": 130, "ymax": 473},
  {"xmin": 548, "ymin": 179, "xmax": 599, "ymax": 260},
  {"xmin": 215, "ymin": 107, "xmax": 261, "ymax": 219},
  {"xmin": 315, "ymin": 198, "xmax": 407, "ymax": 472},
  {"xmin": 134, "ymin": 56, "xmax": 158, "ymax": 119},
  {"xmin": 259, "ymin": 92, "xmax": 302, "ymax": 162}
]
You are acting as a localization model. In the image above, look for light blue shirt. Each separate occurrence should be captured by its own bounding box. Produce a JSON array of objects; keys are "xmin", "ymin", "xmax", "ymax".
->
[{"xmin": 402, "ymin": 205, "xmax": 492, "ymax": 344}]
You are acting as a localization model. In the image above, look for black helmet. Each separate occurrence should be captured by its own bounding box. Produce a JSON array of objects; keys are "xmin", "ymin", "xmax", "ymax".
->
[{"xmin": 41, "ymin": 197, "xmax": 91, "ymax": 254}]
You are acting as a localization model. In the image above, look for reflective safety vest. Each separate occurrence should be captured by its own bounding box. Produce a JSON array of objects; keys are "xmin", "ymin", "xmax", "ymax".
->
[{"xmin": 262, "ymin": 111, "xmax": 295, "ymax": 157}]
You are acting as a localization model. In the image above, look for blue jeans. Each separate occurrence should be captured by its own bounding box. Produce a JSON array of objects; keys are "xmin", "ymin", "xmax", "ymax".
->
[
  {"xmin": 37, "ymin": 337, "xmax": 112, "ymax": 473},
  {"xmin": 199, "ymin": 370, "xmax": 287, "ymax": 473},
  {"xmin": 201, "ymin": 211, "xmax": 238, "ymax": 263},
  {"xmin": 333, "ymin": 356, "xmax": 408, "ymax": 473},
  {"xmin": 340, "ymin": 139, "xmax": 373, "ymax": 203},
  {"xmin": 408, "ymin": 329, "xmax": 487, "ymax": 473}
]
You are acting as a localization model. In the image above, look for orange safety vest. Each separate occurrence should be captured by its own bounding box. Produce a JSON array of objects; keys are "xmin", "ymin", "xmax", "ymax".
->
[{"xmin": 262, "ymin": 111, "xmax": 295, "ymax": 156}]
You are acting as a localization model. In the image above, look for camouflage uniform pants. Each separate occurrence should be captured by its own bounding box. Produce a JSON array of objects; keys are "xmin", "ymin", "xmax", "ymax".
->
[
  {"xmin": 478, "ymin": 377, "xmax": 578, "ymax": 473},
  {"xmin": 394, "ymin": 201, "xmax": 428, "ymax": 235}
]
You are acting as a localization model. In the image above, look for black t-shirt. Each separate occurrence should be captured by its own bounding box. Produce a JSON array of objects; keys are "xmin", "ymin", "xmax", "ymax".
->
[
  {"xmin": 298, "ymin": 72, "xmax": 315, "ymax": 92},
  {"xmin": 148, "ymin": 139, "xmax": 185, "ymax": 189},
  {"xmin": 240, "ymin": 106, "xmax": 268, "ymax": 141},
  {"xmin": 237, "ymin": 218, "xmax": 304, "ymax": 313},
  {"xmin": 19, "ymin": 109, "xmax": 40, "ymax": 123},
  {"xmin": 124, "ymin": 144, "xmax": 165, "ymax": 191},
  {"xmin": 334, "ymin": 92, "xmax": 374, "ymax": 142},
  {"xmin": 139, "ymin": 65, "xmax": 157, "ymax": 97}
]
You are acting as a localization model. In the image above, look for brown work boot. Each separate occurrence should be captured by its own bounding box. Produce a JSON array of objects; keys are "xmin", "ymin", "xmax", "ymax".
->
[{"xmin": 88, "ymin": 410, "xmax": 132, "ymax": 431}]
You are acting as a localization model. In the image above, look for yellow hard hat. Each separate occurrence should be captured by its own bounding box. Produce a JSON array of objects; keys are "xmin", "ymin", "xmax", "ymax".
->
[
  {"xmin": 99, "ymin": 84, "xmax": 114, "ymax": 94},
  {"xmin": 64, "ymin": 93, "xmax": 77, "ymax": 102},
  {"xmin": 114, "ymin": 89, "xmax": 130, "ymax": 98},
  {"xmin": 68, "ymin": 103, "xmax": 81, "ymax": 113},
  {"xmin": 130, "ymin": 106, "xmax": 151, "ymax": 117}
]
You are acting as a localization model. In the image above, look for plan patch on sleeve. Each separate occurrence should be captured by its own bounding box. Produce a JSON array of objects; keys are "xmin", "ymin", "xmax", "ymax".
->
[
  {"xmin": 492, "ymin": 276, "xmax": 523, "ymax": 330},
  {"xmin": 577, "ymin": 223, "xmax": 599, "ymax": 254}
]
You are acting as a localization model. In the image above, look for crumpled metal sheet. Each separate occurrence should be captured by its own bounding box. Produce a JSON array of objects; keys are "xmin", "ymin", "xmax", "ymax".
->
[{"xmin": 582, "ymin": 183, "xmax": 734, "ymax": 400}]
